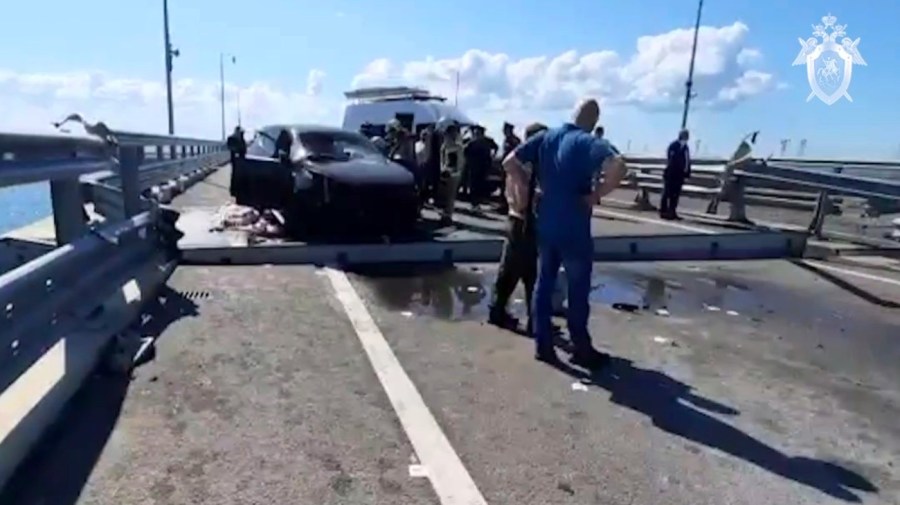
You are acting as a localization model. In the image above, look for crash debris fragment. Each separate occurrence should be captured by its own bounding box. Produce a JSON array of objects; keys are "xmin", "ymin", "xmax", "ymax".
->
[{"xmin": 209, "ymin": 203, "xmax": 285, "ymax": 240}]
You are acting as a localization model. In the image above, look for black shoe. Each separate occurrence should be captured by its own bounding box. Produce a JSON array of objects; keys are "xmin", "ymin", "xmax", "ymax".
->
[
  {"xmin": 570, "ymin": 348, "xmax": 611, "ymax": 370},
  {"xmin": 534, "ymin": 347, "xmax": 559, "ymax": 364},
  {"xmin": 488, "ymin": 309, "xmax": 519, "ymax": 331}
]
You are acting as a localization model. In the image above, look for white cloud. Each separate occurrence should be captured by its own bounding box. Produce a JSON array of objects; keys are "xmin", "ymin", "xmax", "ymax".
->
[
  {"xmin": 352, "ymin": 22, "xmax": 775, "ymax": 114},
  {"xmin": 0, "ymin": 21, "xmax": 778, "ymax": 153},
  {"xmin": 0, "ymin": 68, "xmax": 337, "ymax": 138}
]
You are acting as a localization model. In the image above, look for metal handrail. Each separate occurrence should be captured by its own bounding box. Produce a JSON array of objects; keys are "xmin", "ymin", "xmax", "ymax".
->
[
  {"xmin": 617, "ymin": 156, "xmax": 900, "ymax": 200},
  {"xmin": 115, "ymin": 130, "xmax": 224, "ymax": 147},
  {"xmin": 0, "ymin": 158, "xmax": 112, "ymax": 188},
  {"xmin": 0, "ymin": 125, "xmax": 225, "ymax": 245},
  {"xmin": 768, "ymin": 156, "xmax": 900, "ymax": 168}
]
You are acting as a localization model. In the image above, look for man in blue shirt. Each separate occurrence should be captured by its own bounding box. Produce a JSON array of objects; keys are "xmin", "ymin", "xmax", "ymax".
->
[{"xmin": 502, "ymin": 99, "xmax": 627, "ymax": 367}]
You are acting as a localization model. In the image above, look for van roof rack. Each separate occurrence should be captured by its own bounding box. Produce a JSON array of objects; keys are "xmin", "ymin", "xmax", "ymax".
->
[{"xmin": 343, "ymin": 86, "xmax": 447, "ymax": 103}]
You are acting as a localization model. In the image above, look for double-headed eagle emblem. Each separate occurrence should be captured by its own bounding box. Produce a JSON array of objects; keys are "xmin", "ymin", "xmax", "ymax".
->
[{"xmin": 792, "ymin": 14, "xmax": 866, "ymax": 105}]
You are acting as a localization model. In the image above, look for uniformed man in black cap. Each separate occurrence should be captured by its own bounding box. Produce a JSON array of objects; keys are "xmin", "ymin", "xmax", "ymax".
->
[
  {"xmin": 463, "ymin": 125, "xmax": 498, "ymax": 212},
  {"xmin": 226, "ymin": 126, "xmax": 247, "ymax": 197}
]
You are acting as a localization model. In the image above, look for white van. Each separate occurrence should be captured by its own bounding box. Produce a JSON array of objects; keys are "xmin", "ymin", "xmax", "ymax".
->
[{"xmin": 341, "ymin": 86, "xmax": 474, "ymax": 137}]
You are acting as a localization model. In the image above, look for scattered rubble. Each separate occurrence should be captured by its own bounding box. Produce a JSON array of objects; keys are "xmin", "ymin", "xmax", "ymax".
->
[{"xmin": 210, "ymin": 203, "xmax": 285, "ymax": 240}]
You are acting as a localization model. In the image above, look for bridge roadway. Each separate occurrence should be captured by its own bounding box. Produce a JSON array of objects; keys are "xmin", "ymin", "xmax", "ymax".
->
[{"xmin": 3, "ymin": 165, "xmax": 900, "ymax": 505}]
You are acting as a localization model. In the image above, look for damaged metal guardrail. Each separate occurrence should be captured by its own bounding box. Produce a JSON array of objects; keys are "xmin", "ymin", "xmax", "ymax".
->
[
  {"xmin": 617, "ymin": 136, "xmax": 900, "ymax": 242},
  {"xmin": 79, "ymin": 129, "xmax": 228, "ymax": 220},
  {"xmin": 0, "ymin": 123, "xmax": 208, "ymax": 491}
]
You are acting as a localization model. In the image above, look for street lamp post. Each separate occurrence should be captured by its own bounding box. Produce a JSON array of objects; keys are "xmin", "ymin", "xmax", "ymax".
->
[
  {"xmin": 163, "ymin": 0, "xmax": 180, "ymax": 135},
  {"xmin": 220, "ymin": 53, "xmax": 237, "ymax": 140},
  {"xmin": 680, "ymin": 0, "xmax": 704, "ymax": 130}
]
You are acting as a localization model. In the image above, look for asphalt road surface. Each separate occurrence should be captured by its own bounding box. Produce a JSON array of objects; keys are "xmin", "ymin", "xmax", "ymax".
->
[{"xmin": 2, "ymin": 164, "xmax": 899, "ymax": 505}]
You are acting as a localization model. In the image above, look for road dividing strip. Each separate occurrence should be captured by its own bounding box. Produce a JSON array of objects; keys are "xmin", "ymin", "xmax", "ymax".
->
[
  {"xmin": 324, "ymin": 268, "xmax": 488, "ymax": 505},
  {"xmin": 596, "ymin": 208, "xmax": 900, "ymax": 289}
]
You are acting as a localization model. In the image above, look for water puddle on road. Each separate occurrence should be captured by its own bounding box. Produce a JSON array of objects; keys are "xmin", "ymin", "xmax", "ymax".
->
[
  {"xmin": 352, "ymin": 265, "xmax": 497, "ymax": 321},
  {"xmin": 590, "ymin": 268, "xmax": 762, "ymax": 317},
  {"xmin": 354, "ymin": 264, "xmax": 765, "ymax": 322}
]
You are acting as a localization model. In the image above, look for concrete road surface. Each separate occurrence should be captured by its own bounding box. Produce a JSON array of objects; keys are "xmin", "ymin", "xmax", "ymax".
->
[
  {"xmin": 2, "ymin": 258, "xmax": 898, "ymax": 504},
  {"xmin": 2, "ymin": 163, "xmax": 899, "ymax": 505}
]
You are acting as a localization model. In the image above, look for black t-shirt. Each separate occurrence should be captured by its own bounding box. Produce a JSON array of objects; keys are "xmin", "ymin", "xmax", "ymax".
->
[{"xmin": 464, "ymin": 137, "xmax": 497, "ymax": 168}]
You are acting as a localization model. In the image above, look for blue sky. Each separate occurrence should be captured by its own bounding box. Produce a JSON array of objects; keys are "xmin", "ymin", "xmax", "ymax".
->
[{"xmin": 1, "ymin": 0, "xmax": 898, "ymax": 158}]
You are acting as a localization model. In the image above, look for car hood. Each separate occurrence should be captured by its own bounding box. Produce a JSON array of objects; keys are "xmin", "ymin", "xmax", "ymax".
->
[{"xmin": 301, "ymin": 157, "xmax": 414, "ymax": 185}]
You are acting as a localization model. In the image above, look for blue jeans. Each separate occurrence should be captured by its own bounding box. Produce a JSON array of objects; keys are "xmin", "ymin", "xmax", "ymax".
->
[{"xmin": 532, "ymin": 235, "xmax": 593, "ymax": 353}]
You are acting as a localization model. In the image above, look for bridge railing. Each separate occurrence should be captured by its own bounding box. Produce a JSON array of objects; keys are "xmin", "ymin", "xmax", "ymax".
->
[
  {"xmin": 615, "ymin": 155, "xmax": 900, "ymax": 246},
  {"xmin": 0, "ymin": 127, "xmax": 225, "ymax": 490}
]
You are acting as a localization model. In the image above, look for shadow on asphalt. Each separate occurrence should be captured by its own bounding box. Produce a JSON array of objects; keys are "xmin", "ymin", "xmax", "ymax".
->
[
  {"xmin": 548, "ymin": 356, "xmax": 879, "ymax": 502},
  {"xmin": 792, "ymin": 260, "xmax": 900, "ymax": 309},
  {"xmin": 0, "ymin": 287, "xmax": 199, "ymax": 505}
]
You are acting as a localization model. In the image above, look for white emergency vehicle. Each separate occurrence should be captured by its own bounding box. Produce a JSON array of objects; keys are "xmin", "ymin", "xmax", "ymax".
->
[{"xmin": 341, "ymin": 86, "xmax": 474, "ymax": 137}]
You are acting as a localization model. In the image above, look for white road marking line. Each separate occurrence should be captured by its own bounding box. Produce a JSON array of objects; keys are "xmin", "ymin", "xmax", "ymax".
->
[
  {"xmin": 324, "ymin": 268, "xmax": 488, "ymax": 505},
  {"xmin": 803, "ymin": 260, "xmax": 900, "ymax": 288},
  {"xmin": 596, "ymin": 208, "xmax": 900, "ymax": 289}
]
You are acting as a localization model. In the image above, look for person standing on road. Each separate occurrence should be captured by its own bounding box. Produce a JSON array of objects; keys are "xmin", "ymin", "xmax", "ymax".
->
[
  {"xmin": 503, "ymin": 99, "xmax": 627, "ymax": 367},
  {"xmin": 498, "ymin": 122, "xmax": 521, "ymax": 213},
  {"xmin": 386, "ymin": 119, "xmax": 419, "ymax": 180},
  {"xmin": 463, "ymin": 125, "xmax": 498, "ymax": 212},
  {"xmin": 661, "ymin": 129, "xmax": 691, "ymax": 220},
  {"xmin": 227, "ymin": 126, "xmax": 247, "ymax": 197},
  {"xmin": 439, "ymin": 121, "xmax": 464, "ymax": 226},
  {"xmin": 424, "ymin": 123, "xmax": 445, "ymax": 205},
  {"xmin": 488, "ymin": 122, "xmax": 548, "ymax": 333}
]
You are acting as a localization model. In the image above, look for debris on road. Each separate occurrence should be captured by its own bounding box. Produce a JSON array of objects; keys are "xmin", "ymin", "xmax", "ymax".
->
[
  {"xmin": 656, "ymin": 308, "xmax": 671, "ymax": 317},
  {"xmin": 210, "ymin": 203, "xmax": 285, "ymax": 240},
  {"xmin": 653, "ymin": 335, "xmax": 680, "ymax": 347},
  {"xmin": 726, "ymin": 310, "xmax": 739, "ymax": 316},
  {"xmin": 408, "ymin": 464, "xmax": 428, "ymax": 478},
  {"xmin": 705, "ymin": 304, "xmax": 721, "ymax": 312},
  {"xmin": 571, "ymin": 381, "xmax": 590, "ymax": 392}
]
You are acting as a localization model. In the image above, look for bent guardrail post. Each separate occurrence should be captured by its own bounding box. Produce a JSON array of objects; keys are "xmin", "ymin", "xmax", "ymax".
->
[
  {"xmin": 632, "ymin": 168, "xmax": 656, "ymax": 210},
  {"xmin": 726, "ymin": 175, "xmax": 750, "ymax": 223},
  {"xmin": 712, "ymin": 131, "xmax": 758, "ymax": 223},
  {"xmin": 808, "ymin": 189, "xmax": 837, "ymax": 237}
]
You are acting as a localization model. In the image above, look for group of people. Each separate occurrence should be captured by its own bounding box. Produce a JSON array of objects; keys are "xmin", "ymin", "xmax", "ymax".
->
[
  {"xmin": 487, "ymin": 99, "xmax": 629, "ymax": 369},
  {"xmin": 359, "ymin": 105, "xmax": 697, "ymax": 369},
  {"xmin": 226, "ymin": 109, "xmax": 696, "ymax": 369},
  {"xmin": 362, "ymin": 119, "xmax": 525, "ymax": 225}
]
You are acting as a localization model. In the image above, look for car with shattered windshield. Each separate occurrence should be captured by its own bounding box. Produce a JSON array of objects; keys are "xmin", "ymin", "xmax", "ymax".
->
[{"xmin": 231, "ymin": 124, "xmax": 421, "ymax": 238}]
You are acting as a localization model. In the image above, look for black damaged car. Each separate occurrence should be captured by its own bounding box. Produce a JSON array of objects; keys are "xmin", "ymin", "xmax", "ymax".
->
[{"xmin": 232, "ymin": 124, "xmax": 421, "ymax": 238}]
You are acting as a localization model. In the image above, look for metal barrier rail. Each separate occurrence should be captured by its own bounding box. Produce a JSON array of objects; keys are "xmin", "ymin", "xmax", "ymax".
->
[
  {"xmin": 1, "ymin": 127, "xmax": 226, "ymax": 243},
  {"xmin": 613, "ymin": 153, "xmax": 900, "ymax": 241},
  {"xmin": 0, "ymin": 123, "xmax": 210, "ymax": 491}
]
